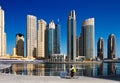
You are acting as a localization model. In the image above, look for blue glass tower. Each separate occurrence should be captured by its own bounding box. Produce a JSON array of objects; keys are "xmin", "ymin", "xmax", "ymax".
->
[
  {"xmin": 80, "ymin": 18, "xmax": 95, "ymax": 59},
  {"xmin": 48, "ymin": 21, "xmax": 55, "ymax": 58},
  {"xmin": 55, "ymin": 19, "xmax": 61, "ymax": 54}
]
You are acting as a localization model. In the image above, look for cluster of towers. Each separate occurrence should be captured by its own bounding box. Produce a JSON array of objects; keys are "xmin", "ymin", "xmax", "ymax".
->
[
  {"xmin": 26, "ymin": 15, "xmax": 61, "ymax": 59},
  {"xmin": 97, "ymin": 34, "xmax": 116, "ymax": 60},
  {"xmin": 0, "ymin": 6, "xmax": 117, "ymax": 60},
  {"xmin": 67, "ymin": 10, "xmax": 95, "ymax": 61}
]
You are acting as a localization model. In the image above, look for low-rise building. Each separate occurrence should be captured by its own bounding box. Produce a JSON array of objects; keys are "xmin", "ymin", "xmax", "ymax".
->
[{"xmin": 50, "ymin": 54, "xmax": 66, "ymax": 62}]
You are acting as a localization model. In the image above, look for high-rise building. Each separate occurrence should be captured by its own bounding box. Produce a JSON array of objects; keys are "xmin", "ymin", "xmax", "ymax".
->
[
  {"xmin": 16, "ymin": 33, "xmax": 24, "ymax": 57},
  {"xmin": 0, "ymin": 6, "xmax": 6, "ymax": 56},
  {"xmin": 67, "ymin": 10, "xmax": 76, "ymax": 62},
  {"xmin": 26, "ymin": 15, "xmax": 37, "ymax": 58},
  {"xmin": 76, "ymin": 36, "xmax": 79, "ymax": 57},
  {"xmin": 55, "ymin": 19, "xmax": 61, "ymax": 54},
  {"xmin": 107, "ymin": 34, "xmax": 116, "ymax": 59},
  {"xmin": 79, "ymin": 35, "xmax": 83, "ymax": 56},
  {"xmin": 80, "ymin": 18, "xmax": 95, "ymax": 59},
  {"xmin": 97, "ymin": 37, "xmax": 104, "ymax": 60},
  {"xmin": 48, "ymin": 20, "xmax": 55, "ymax": 58},
  {"xmin": 37, "ymin": 19, "xmax": 47, "ymax": 59}
]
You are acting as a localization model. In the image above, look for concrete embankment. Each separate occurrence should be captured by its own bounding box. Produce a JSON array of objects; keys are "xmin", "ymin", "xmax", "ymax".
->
[{"xmin": 0, "ymin": 73, "xmax": 120, "ymax": 83}]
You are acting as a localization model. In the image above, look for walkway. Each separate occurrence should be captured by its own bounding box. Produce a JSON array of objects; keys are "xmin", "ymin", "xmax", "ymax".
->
[{"xmin": 0, "ymin": 73, "xmax": 119, "ymax": 83}]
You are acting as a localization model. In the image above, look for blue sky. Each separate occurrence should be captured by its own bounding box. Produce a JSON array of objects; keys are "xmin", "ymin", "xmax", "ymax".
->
[{"xmin": 0, "ymin": 0, "xmax": 120, "ymax": 58}]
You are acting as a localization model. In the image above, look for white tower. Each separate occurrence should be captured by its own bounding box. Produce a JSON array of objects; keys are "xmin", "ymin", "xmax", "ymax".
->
[
  {"xmin": 26, "ymin": 15, "xmax": 37, "ymax": 58},
  {"xmin": 0, "ymin": 6, "xmax": 6, "ymax": 56},
  {"xmin": 37, "ymin": 19, "xmax": 46, "ymax": 59}
]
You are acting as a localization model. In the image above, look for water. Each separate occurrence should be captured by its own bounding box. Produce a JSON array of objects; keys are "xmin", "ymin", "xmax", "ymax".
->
[{"xmin": 1, "ymin": 62, "xmax": 120, "ymax": 77}]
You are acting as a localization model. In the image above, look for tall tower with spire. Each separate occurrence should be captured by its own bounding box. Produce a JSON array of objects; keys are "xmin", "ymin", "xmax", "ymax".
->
[
  {"xmin": 0, "ymin": 6, "xmax": 6, "ymax": 56},
  {"xmin": 67, "ymin": 10, "xmax": 76, "ymax": 62}
]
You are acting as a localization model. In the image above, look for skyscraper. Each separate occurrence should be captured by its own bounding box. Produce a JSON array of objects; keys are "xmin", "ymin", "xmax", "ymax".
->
[
  {"xmin": 26, "ymin": 15, "xmax": 37, "ymax": 58},
  {"xmin": 16, "ymin": 33, "xmax": 24, "ymax": 57},
  {"xmin": 107, "ymin": 34, "xmax": 116, "ymax": 59},
  {"xmin": 48, "ymin": 20, "xmax": 55, "ymax": 58},
  {"xmin": 80, "ymin": 18, "xmax": 95, "ymax": 59},
  {"xmin": 76, "ymin": 36, "xmax": 79, "ymax": 57},
  {"xmin": 97, "ymin": 37, "xmax": 104, "ymax": 60},
  {"xmin": 67, "ymin": 10, "xmax": 76, "ymax": 62},
  {"xmin": 55, "ymin": 19, "xmax": 61, "ymax": 54},
  {"xmin": 37, "ymin": 19, "xmax": 47, "ymax": 59},
  {"xmin": 0, "ymin": 6, "xmax": 6, "ymax": 56}
]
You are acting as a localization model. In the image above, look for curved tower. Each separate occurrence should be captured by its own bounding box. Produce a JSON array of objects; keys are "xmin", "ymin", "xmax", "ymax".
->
[
  {"xmin": 107, "ymin": 34, "xmax": 116, "ymax": 59},
  {"xmin": 81, "ymin": 18, "xmax": 95, "ymax": 59},
  {"xmin": 16, "ymin": 33, "xmax": 24, "ymax": 57},
  {"xmin": 97, "ymin": 37, "xmax": 104, "ymax": 60}
]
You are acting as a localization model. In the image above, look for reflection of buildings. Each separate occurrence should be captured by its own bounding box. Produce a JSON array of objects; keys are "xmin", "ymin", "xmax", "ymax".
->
[
  {"xmin": 16, "ymin": 33, "xmax": 24, "ymax": 57},
  {"xmin": 97, "ymin": 37, "xmax": 104, "ymax": 60},
  {"xmin": 108, "ymin": 63, "xmax": 116, "ymax": 76},
  {"xmin": 107, "ymin": 34, "xmax": 116, "ymax": 59},
  {"xmin": 11, "ymin": 63, "xmax": 45, "ymax": 76},
  {"xmin": 67, "ymin": 10, "xmax": 76, "ymax": 62},
  {"xmin": 97, "ymin": 63, "xmax": 104, "ymax": 76},
  {"xmin": 0, "ymin": 6, "xmax": 6, "ymax": 56},
  {"xmin": 45, "ymin": 64, "xmax": 66, "ymax": 76},
  {"xmin": 75, "ymin": 64, "xmax": 94, "ymax": 76}
]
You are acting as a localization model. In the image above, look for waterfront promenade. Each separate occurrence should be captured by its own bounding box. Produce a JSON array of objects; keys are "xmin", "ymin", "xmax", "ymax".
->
[{"xmin": 0, "ymin": 73, "xmax": 120, "ymax": 83}]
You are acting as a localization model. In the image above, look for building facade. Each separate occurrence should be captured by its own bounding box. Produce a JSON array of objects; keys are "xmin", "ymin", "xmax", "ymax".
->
[
  {"xmin": 97, "ymin": 37, "xmax": 104, "ymax": 60},
  {"xmin": 55, "ymin": 19, "xmax": 61, "ymax": 54},
  {"xmin": 67, "ymin": 10, "xmax": 76, "ymax": 62},
  {"xmin": 16, "ymin": 33, "xmax": 24, "ymax": 57},
  {"xmin": 26, "ymin": 15, "xmax": 37, "ymax": 58},
  {"xmin": 76, "ymin": 36, "xmax": 79, "ymax": 57},
  {"xmin": 37, "ymin": 19, "xmax": 47, "ymax": 59},
  {"xmin": 50, "ymin": 54, "xmax": 66, "ymax": 62},
  {"xmin": 48, "ymin": 20, "xmax": 55, "ymax": 58},
  {"xmin": 80, "ymin": 18, "xmax": 95, "ymax": 59},
  {"xmin": 0, "ymin": 6, "xmax": 6, "ymax": 56},
  {"xmin": 107, "ymin": 34, "xmax": 116, "ymax": 59}
]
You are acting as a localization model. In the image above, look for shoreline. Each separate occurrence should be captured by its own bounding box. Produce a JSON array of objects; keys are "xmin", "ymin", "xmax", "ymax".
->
[
  {"xmin": 0, "ymin": 73, "xmax": 119, "ymax": 83},
  {"xmin": 0, "ymin": 59, "xmax": 120, "ymax": 64}
]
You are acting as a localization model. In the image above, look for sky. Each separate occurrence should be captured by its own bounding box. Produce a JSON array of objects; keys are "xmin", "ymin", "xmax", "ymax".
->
[{"xmin": 0, "ymin": 0, "xmax": 120, "ymax": 58}]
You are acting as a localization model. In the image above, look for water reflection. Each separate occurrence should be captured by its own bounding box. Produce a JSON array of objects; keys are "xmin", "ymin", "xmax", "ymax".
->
[
  {"xmin": 108, "ymin": 63, "xmax": 116, "ymax": 76},
  {"xmin": 1, "ymin": 63, "xmax": 120, "ymax": 77}
]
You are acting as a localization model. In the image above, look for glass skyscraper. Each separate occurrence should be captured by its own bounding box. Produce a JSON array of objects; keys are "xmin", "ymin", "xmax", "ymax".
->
[
  {"xmin": 55, "ymin": 19, "xmax": 61, "ymax": 54},
  {"xmin": 80, "ymin": 18, "xmax": 95, "ymax": 59},
  {"xmin": 48, "ymin": 20, "xmax": 55, "ymax": 58},
  {"xmin": 107, "ymin": 34, "xmax": 116, "ymax": 59},
  {"xmin": 67, "ymin": 10, "xmax": 76, "ymax": 62}
]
